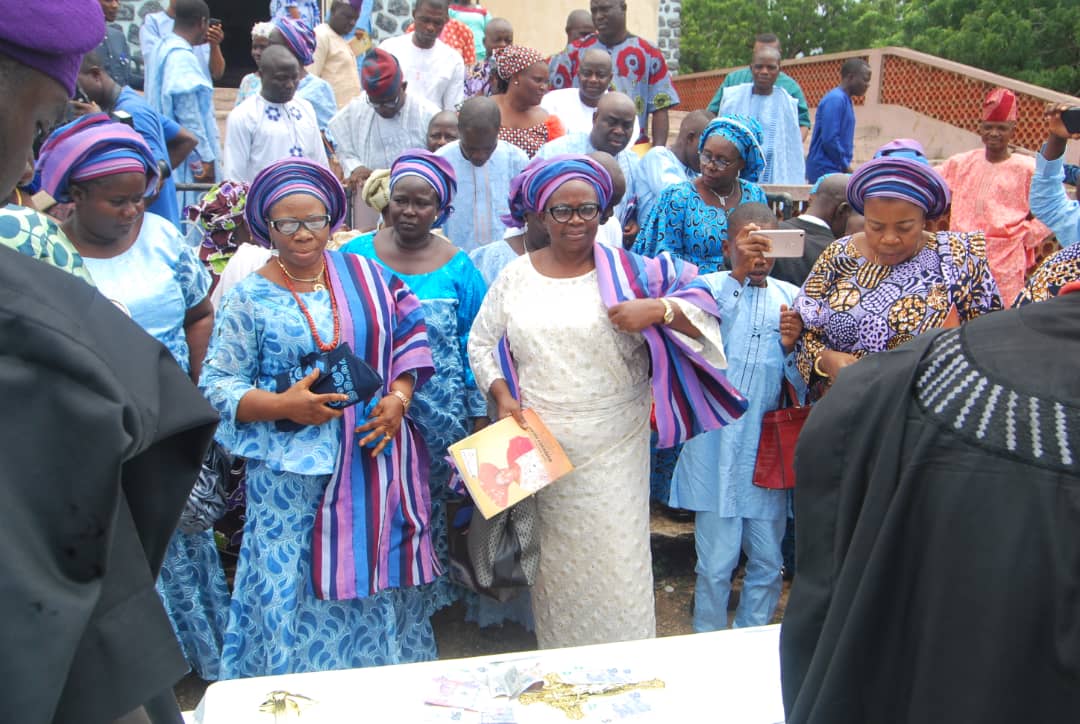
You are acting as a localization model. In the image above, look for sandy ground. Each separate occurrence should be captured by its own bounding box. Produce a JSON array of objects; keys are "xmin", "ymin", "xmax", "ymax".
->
[{"xmin": 174, "ymin": 504, "xmax": 790, "ymax": 710}]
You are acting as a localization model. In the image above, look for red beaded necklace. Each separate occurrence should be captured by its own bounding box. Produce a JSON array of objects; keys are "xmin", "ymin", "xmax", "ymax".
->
[{"xmin": 278, "ymin": 254, "xmax": 341, "ymax": 352}]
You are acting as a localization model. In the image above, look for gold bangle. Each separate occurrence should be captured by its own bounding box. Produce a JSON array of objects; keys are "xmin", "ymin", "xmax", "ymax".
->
[
  {"xmin": 660, "ymin": 298, "xmax": 675, "ymax": 325},
  {"xmin": 813, "ymin": 354, "xmax": 831, "ymax": 379},
  {"xmin": 390, "ymin": 389, "xmax": 411, "ymax": 411}
]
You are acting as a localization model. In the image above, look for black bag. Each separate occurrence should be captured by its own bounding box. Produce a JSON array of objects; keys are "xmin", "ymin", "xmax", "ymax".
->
[
  {"xmin": 447, "ymin": 497, "xmax": 540, "ymax": 601},
  {"xmin": 179, "ymin": 440, "xmax": 234, "ymax": 534},
  {"xmin": 273, "ymin": 343, "xmax": 383, "ymax": 432}
]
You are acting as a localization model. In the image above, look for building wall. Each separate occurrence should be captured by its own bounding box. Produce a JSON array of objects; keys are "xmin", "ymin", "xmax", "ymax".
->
[
  {"xmin": 481, "ymin": 0, "xmax": 660, "ymax": 58},
  {"xmin": 656, "ymin": 0, "xmax": 682, "ymax": 73},
  {"xmin": 369, "ymin": 0, "xmax": 413, "ymax": 40},
  {"xmin": 112, "ymin": 0, "xmax": 166, "ymax": 66}
]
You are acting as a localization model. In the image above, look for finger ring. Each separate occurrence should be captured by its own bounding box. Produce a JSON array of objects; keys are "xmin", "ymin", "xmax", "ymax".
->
[{"xmin": 383, "ymin": 433, "xmax": 392, "ymax": 442}]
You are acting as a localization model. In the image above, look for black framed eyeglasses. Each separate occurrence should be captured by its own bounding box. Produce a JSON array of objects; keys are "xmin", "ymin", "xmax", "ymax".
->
[
  {"xmin": 267, "ymin": 215, "xmax": 332, "ymax": 235},
  {"xmin": 367, "ymin": 91, "xmax": 402, "ymax": 110},
  {"xmin": 547, "ymin": 203, "xmax": 601, "ymax": 223},
  {"xmin": 699, "ymin": 152, "xmax": 736, "ymax": 169}
]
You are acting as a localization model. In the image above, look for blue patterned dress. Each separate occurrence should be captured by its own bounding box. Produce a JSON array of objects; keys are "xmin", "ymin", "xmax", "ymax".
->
[
  {"xmin": 81, "ymin": 212, "xmax": 228, "ymax": 681},
  {"xmin": 632, "ymin": 179, "xmax": 768, "ymax": 502},
  {"xmin": 345, "ymin": 235, "xmax": 488, "ymax": 611},
  {"xmin": 201, "ymin": 273, "xmax": 438, "ymax": 678},
  {"xmin": 633, "ymin": 179, "xmax": 769, "ymax": 274}
]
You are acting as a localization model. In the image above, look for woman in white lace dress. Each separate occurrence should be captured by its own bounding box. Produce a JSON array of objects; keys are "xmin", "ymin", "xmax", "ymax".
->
[{"xmin": 468, "ymin": 155, "xmax": 739, "ymax": 648}]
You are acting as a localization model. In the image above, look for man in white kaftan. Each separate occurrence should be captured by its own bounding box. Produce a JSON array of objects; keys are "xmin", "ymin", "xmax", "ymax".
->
[
  {"xmin": 224, "ymin": 45, "xmax": 328, "ymax": 184},
  {"xmin": 328, "ymin": 46, "xmax": 439, "ymax": 227},
  {"xmin": 378, "ymin": 1, "xmax": 464, "ymax": 112}
]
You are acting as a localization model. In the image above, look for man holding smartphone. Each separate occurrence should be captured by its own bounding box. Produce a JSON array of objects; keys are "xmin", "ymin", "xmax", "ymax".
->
[
  {"xmin": 1030, "ymin": 103, "xmax": 1080, "ymax": 247},
  {"xmin": 140, "ymin": 0, "xmax": 225, "ymax": 84}
]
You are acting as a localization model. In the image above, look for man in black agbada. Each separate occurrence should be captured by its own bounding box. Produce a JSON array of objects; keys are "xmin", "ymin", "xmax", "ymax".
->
[
  {"xmin": 0, "ymin": 2, "xmax": 218, "ymax": 722},
  {"xmin": 781, "ymin": 294, "xmax": 1080, "ymax": 723}
]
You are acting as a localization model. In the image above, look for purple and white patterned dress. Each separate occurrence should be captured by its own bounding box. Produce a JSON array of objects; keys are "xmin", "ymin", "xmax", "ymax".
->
[{"xmin": 794, "ymin": 231, "xmax": 1004, "ymax": 384}]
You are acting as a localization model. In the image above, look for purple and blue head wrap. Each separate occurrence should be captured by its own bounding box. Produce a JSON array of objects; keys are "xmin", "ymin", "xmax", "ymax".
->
[
  {"xmin": 502, "ymin": 154, "xmax": 614, "ymax": 228},
  {"xmin": 36, "ymin": 113, "xmax": 159, "ymax": 203},
  {"xmin": 246, "ymin": 158, "xmax": 347, "ymax": 245},
  {"xmin": 847, "ymin": 138, "xmax": 951, "ymax": 220},
  {"xmin": 390, "ymin": 150, "xmax": 457, "ymax": 227},
  {"xmin": 272, "ymin": 16, "xmax": 317, "ymax": 66},
  {"xmin": 0, "ymin": 0, "xmax": 105, "ymax": 96},
  {"xmin": 699, "ymin": 115, "xmax": 766, "ymax": 183}
]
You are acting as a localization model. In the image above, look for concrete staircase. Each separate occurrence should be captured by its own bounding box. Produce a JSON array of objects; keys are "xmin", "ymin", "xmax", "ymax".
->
[{"xmin": 213, "ymin": 87, "xmax": 238, "ymax": 140}]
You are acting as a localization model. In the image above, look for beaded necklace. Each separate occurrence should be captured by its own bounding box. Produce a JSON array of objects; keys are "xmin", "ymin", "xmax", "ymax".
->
[{"xmin": 278, "ymin": 254, "xmax": 340, "ymax": 352}]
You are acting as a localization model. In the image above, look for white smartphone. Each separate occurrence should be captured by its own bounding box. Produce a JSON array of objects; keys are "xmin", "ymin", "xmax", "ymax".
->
[{"xmin": 759, "ymin": 228, "xmax": 805, "ymax": 258}]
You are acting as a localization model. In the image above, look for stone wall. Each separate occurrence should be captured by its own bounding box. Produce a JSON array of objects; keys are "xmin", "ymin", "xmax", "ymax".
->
[
  {"xmin": 368, "ymin": 0, "xmax": 413, "ymax": 42},
  {"xmin": 113, "ymin": 0, "xmax": 166, "ymax": 66},
  {"xmin": 657, "ymin": 0, "xmax": 682, "ymax": 74}
]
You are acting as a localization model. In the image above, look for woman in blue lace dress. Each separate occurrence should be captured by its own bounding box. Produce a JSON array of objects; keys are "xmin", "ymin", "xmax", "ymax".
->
[
  {"xmin": 634, "ymin": 115, "xmax": 769, "ymax": 274},
  {"xmin": 37, "ymin": 114, "xmax": 229, "ymax": 680},
  {"xmin": 343, "ymin": 150, "xmax": 504, "ymax": 621},
  {"xmin": 201, "ymin": 159, "xmax": 440, "ymax": 678}
]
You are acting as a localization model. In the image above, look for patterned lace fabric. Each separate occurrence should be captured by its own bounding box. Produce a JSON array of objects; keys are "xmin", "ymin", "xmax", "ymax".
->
[
  {"xmin": 498, "ymin": 122, "xmax": 551, "ymax": 158},
  {"xmin": 916, "ymin": 330, "xmax": 1079, "ymax": 473}
]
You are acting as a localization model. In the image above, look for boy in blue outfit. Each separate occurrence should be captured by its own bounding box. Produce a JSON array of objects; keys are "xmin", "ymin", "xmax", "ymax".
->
[{"xmin": 670, "ymin": 202, "xmax": 807, "ymax": 631}]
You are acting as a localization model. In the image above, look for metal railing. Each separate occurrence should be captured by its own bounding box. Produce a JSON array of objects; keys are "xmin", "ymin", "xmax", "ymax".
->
[{"xmin": 673, "ymin": 47, "xmax": 1080, "ymax": 154}]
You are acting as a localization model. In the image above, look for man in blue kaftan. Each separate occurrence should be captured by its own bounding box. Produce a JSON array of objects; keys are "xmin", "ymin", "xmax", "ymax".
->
[
  {"xmin": 145, "ymin": 0, "xmax": 221, "ymax": 214},
  {"xmin": 717, "ymin": 46, "xmax": 804, "ymax": 185},
  {"xmin": 436, "ymin": 97, "xmax": 528, "ymax": 252},
  {"xmin": 669, "ymin": 203, "xmax": 807, "ymax": 632}
]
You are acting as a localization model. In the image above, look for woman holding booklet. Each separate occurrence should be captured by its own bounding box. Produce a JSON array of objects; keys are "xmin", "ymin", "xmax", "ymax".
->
[{"xmin": 468, "ymin": 154, "xmax": 749, "ymax": 649}]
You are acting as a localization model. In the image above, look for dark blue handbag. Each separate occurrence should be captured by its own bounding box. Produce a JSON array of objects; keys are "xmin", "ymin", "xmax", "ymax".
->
[{"xmin": 273, "ymin": 343, "xmax": 383, "ymax": 432}]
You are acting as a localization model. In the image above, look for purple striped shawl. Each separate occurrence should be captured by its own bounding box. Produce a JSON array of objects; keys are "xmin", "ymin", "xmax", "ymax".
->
[
  {"xmin": 311, "ymin": 251, "xmax": 438, "ymax": 600},
  {"xmin": 495, "ymin": 245, "xmax": 748, "ymax": 447}
]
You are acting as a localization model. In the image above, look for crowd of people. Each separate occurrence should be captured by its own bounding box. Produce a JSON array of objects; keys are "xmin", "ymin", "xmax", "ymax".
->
[{"xmin": 4, "ymin": 0, "xmax": 1080, "ymax": 722}]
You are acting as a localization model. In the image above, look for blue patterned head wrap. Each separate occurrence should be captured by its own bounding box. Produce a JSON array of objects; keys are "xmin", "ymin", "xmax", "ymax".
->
[
  {"xmin": 390, "ymin": 149, "xmax": 457, "ymax": 227},
  {"xmin": 272, "ymin": 16, "xmax": 316, "ymax": 66},
  {"xmin": 502, "ymin": 154, "xmax": 613, "ymax": 227},
  {"xmin": 698, "ymin": 115, "xmax": 766, "ymax": 183},
  {"xmin": 245, "ymin": 158, "xmax": 347, "ymax": 245},
  {"xmin": 847, "ymin": 139, "xmax": 951, "ymax": 220},
  {"xmin": 37, "ymin": 113, "xmax": 158, "ymax": 203}
]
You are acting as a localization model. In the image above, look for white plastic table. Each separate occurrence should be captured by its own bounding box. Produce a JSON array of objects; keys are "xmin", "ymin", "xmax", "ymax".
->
[{"xmin": 192, "ymin": 624, "xmax": 785, "ymax": 723}]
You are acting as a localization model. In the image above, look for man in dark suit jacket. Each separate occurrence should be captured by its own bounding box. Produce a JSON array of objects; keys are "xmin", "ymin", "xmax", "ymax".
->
[{"xmin": 772, "ymin": 173, "xmax": 852, "ymax": 286}]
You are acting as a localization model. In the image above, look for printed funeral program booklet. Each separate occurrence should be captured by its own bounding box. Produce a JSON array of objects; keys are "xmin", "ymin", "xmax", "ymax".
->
[{"xmin": 448, "ymin": 409, "xmax": 573, "ymax": 519}]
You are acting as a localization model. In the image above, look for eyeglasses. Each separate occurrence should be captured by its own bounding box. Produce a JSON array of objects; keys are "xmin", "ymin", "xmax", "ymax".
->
[
  {"xmin": 367, "ymin": 91, "xmax": 402, "ymax": 111},
  {"xmin": 699, "ymin": 152, "xmax": 737, "ymax": 169},
  {"xmin": 547, "ymin": 203, "xmax": 601, "ymax": 223},
  {"xmin": 267, "ymin": 215, "xmax": 332, "ymax": 235}
]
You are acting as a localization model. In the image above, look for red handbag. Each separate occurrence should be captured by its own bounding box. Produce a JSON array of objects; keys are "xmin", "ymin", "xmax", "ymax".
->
[{"xmin": 752, "ymin": 381, "xmax": 811, "ymax": 490}]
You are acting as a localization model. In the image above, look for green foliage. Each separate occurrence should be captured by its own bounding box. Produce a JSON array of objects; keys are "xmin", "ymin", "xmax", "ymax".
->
[{"xmin": 680, "ymin": 0, "xmax": 1080, "ymax": 95}]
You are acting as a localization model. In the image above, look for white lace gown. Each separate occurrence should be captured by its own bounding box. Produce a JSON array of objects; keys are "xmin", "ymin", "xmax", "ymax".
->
[{"xmin": 468, "ymin": 255, "xmax": 722, "ymax": 648}]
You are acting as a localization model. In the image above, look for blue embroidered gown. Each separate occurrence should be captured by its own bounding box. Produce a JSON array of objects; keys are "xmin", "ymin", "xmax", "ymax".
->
[
  {"xmin": 344, "ymin": 235, "xmax": 488, "ymax": 612},
  {"xmin": 201, "ymin": 273, "xmax": 438, "ymax": 678},
  {"xmin": 82, "ymin": 212, "xmax": 228, "ymax": 681},
  {"xmin": 633, "ymin": 179, "xmax": 769, "ymax": 275}
]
